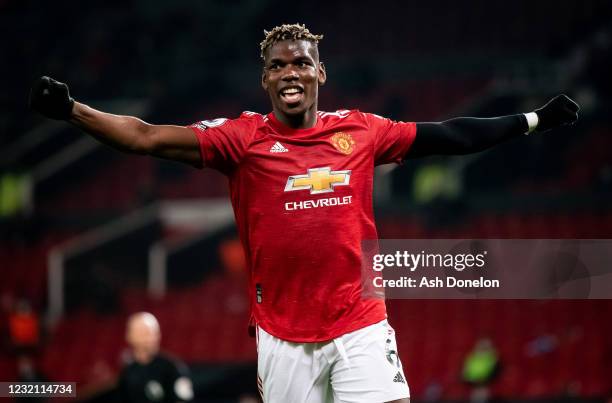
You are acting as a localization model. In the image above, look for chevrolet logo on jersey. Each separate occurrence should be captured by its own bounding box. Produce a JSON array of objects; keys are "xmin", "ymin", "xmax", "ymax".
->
[{"xmin": 285, "ymin": 167, "xmax": 351, "ymax": 194}]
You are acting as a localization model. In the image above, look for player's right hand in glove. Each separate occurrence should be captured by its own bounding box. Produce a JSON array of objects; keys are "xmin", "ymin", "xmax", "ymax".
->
[
  {"xmin": 533, "ymin": 94, "xmax": 579, "ymax": 133},
  {"xmin": 29, "ymin": 76, "xmax": 75, "ymax": 120}
]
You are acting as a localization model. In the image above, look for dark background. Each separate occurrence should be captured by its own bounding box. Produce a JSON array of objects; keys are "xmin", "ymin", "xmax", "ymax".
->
[{"xmin": 1, "ymin": 0, "xmax": 611, "ymax": 402}]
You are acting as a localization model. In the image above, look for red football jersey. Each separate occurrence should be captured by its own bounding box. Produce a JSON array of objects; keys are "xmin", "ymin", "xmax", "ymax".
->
[{"xmin": 189, "ymin": 110, "xmax": 416, "ymax": 342}]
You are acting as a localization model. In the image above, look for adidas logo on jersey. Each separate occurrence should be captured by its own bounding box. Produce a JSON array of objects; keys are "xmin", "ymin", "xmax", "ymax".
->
[
  {"xmin": 393, "ymin": 372, "xmax": 406, "ymax": 384},
  {"xmin": 270, "ymin": 141, "xmax": 289, "ymax": 153}
]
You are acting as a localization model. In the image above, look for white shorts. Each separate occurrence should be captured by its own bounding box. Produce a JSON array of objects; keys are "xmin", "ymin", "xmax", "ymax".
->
[{"xmin": 256, "ymin": 320, "xmax": 410, "ymax": 403}]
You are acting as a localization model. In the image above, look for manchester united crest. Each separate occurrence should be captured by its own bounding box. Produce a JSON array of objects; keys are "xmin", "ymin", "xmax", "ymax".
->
[{"xmin": 330, "ymin": 132, "xmax": 355, "ymax": 155}]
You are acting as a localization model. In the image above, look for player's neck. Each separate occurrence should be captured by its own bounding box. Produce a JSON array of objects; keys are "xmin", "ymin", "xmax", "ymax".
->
[{"xmin": 273, "ymin": 106, "xmax": 318, "ymax": 129}]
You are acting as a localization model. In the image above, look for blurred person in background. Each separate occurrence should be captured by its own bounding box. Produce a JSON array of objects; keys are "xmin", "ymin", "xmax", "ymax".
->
[
  {"xmin": 116, "ymin": 312, "xmax": 193, "ymax": 403},
  {"xmin": 29, "ymin": 22, "xmax": 579, "ymax": 403},
  {"xmin": 462, "ymin": 338, "xmax": 500, "ymax": 403},
  {"xmin": 7, "ymin": 298, "xmax": 41, "ymax": 356},
  {"xmin": 6, "ymin": 299, "xmax": 47, "ymax": 402}
]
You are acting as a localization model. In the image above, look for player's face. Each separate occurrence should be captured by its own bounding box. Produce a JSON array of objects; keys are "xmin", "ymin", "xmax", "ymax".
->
[{"xmin": 262, "ymin": 40, "xmax": 326, "ymax": 120}]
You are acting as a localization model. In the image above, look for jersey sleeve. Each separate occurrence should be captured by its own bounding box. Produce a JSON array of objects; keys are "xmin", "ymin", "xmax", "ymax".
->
[
  {"xmin": 363, "ymin": 113, "xmax": 417, "ymax": 165},
  {"xmin": 188, "ymin": 113, "xmax": 256, "ymax": 173}
]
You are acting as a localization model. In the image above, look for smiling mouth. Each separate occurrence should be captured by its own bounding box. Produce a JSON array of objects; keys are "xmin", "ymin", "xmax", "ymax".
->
[{"xmin": 280, "ymin": 87, "xmax": 304, "ymax": 104}]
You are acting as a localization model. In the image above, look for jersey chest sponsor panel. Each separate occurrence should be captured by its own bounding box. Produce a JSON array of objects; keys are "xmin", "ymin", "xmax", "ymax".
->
[
  {"xmin": 189, "ymin": 110, "xmax": 416, "ymax": 342},
  {"xmin": 241, "ymin": 114, "xmax": 379, "ymax": 341}
]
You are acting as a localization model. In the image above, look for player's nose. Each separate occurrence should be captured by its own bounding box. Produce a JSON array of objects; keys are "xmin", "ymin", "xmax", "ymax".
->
[{"xmin": 281, "ymin": 68, "xmax": 300, "ymax": 82}]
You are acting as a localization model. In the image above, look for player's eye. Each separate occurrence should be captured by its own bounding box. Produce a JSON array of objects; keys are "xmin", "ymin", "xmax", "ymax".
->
[{"xmin": 268, "ymin": 63, "xmax": 279, "ymax": 70}]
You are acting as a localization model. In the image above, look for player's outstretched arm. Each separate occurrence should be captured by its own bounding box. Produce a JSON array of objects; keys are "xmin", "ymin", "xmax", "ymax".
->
[
  {"xmin": 406, "ymin": 94, "xmax": 579, "ymax": 158},
  {"xmin": 29, "ymin": 76, "xmax": 201, "ymax": 167}
]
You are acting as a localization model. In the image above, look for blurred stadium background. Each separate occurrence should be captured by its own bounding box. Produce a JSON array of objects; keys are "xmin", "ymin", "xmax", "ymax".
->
[{"xmin": 1, "ymin": 0, "xmax": 612, "ymax": 402}]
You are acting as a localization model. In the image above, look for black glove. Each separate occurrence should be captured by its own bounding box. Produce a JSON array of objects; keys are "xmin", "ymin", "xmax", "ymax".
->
[
  {"xmin": 534, "ymin": 94, "xmax": 579, "ymax": 133},
  {"xmin": 28, "ymin": 76, "xmax": 75, "ymax": 120}
]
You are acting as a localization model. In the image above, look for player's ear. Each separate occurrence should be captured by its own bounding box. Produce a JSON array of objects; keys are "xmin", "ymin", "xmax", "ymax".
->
[
  {"xmin": 261, "ymin": 71, "xmax": 268, "ymax": 91},
  {"xmin": 261, "ymin": 68, "xmax": 269, "ymax": 91},
  {"xmin": 318, "ymin": 62, "xmax": 327, "ymax": 86}
]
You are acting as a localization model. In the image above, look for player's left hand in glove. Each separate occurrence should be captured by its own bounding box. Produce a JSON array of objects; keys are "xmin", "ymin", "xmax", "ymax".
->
[
  {"xmin": 28, "ymin": 76, "xmax": 75, "ymax": 120},
  {"xmin": 534, "ymin": 94, "xmax": 579, "ymax": 133}
]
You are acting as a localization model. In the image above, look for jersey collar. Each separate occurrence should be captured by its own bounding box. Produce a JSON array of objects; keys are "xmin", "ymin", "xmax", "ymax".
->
[{"xmin": 267, "ymin": 111, "xmax": 323, "ymax": 136}]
